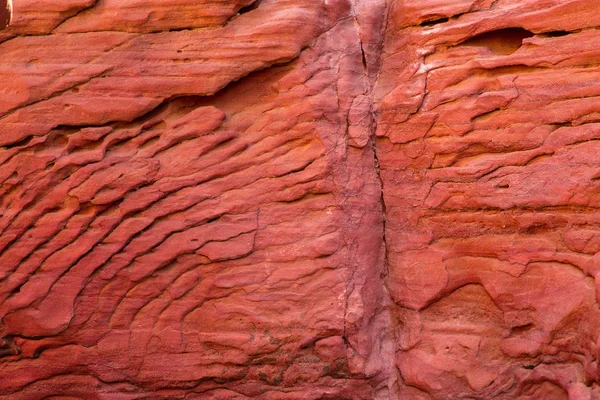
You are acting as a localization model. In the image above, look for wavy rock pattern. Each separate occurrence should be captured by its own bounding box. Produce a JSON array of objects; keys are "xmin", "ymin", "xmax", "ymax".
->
[
  {"xmin": 376, "ymin": 0, "xmax": 600, "ymax": 399},
  {"xmin": 1, "ymin": 0, "xmax": 600, "ymax": 399}
]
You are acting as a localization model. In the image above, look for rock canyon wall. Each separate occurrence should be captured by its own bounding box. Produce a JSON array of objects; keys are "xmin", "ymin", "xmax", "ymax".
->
[{"xmin": 1, "ymin": 0, "xmax": 600, "ymax": 399}]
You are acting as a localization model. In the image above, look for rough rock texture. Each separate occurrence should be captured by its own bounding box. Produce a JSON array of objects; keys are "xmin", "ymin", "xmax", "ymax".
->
[
  {"xmin": 376, "ymin": 1, "xmax": 600, "ymax": 398},
  {"xmin": 0, "ymin": 1, "xmax": 9, "ymax": 30},
  {"xmin": 0, "ymin": 1, "xmax": 393, "ymax": 398},
  {"xmin": 1, "ymin": 0, "xmax": 600, "ymax": 399}
]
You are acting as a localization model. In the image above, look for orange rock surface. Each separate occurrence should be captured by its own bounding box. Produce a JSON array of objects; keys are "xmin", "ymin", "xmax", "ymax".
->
[
  {"xmin": 376, "ymin": 1, "xmax": 600, "ymax": 398},
  {"xmin": 1, "ymin": 0, "xmax": 600, "ymax": 399}
]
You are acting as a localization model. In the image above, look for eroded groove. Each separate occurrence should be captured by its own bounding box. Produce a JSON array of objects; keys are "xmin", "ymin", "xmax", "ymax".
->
[
  {"xmin": 539, "ymin": 30, "xmax": 571, "ymax": 38},
  {"xmin": 238, "ymin": 0, "xmax": 263, "ymax": 15},
  {"xmin": 419, "ymin": 16, "xmax": 449, "ymax": 27}
]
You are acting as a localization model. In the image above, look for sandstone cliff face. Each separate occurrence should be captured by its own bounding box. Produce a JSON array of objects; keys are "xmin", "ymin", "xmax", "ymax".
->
[{"xmin": 0, "ymin": 0, "xmax": 599, "ymax": 399}]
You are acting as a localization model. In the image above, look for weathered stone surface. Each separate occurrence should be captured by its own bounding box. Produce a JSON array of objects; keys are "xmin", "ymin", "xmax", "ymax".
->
[
  {"xmin": 0, "ymin": 1, "xmax": 393, "ymax": 398},
  {"xmin": 2, "ymin": 0, "xmax": 600, "ymax": 398},
  {"xmin": 376, "ymin": 0, "xmax": 600, "ymax": 398}
]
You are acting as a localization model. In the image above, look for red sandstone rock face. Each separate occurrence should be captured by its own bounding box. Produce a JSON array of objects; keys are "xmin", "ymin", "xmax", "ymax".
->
[
  {"xmin": 1, "ymin": 0, "xmax": 600, "ymax": 399},
  {"xmin": 0, "ymin": 1, "xmax": 392, "ymax": 398},
  {"xmin": 376, "ymin": 0, "xmax": 600, "ymax": 398}
]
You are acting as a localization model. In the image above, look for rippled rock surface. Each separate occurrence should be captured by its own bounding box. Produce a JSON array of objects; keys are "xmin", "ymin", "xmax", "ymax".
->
[{"xmin": 1, "ymin": 0, "xmax": 600, "ymax": 399}]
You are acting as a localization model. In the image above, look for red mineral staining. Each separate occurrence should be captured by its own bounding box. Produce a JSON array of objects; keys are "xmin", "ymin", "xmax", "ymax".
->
[{"xmin": 1, "ymin": 0, "xmax": 600, "ymax": 398}]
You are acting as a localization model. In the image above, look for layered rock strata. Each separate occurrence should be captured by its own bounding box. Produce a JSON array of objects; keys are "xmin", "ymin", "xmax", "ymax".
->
[
  {"xmin": 1, "ymin": 0, "xmax": 600, "ymax": 399},
  {"xmin": 376, "ymin": 1, "xmax": 600, "ymax": 398}
]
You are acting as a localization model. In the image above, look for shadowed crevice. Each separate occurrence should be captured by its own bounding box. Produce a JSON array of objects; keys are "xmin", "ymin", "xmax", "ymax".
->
[
  {"xmin": 419, "ymin": 16, "xmax": 449, "ymax": 27},
  {"xmin": 0, "ymin": 0, "xmax": 11, "ymax": 29},
  {"xmin": 238, "ymin": 0, "xmax": 263, "ymax": 15},
  {"xmin": 460, "ymin": 27, "xmax": 534, "ymax": 55}
]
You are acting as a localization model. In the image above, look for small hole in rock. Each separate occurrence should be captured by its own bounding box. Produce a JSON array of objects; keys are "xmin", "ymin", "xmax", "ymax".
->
[
  {"xmin": 32, "ymin": 347, "xmax": 47, "ymax": 358},
  {"xmin": 511, "ymin": 323, "xmax": 534, "ymax": 334},
  {"xmin": 238, "ymin": 0, "xmax": 262, "ymax": 15},
  {"xmin": 460, "ymin": 28, "xmax": 534, "ymax": 55}
]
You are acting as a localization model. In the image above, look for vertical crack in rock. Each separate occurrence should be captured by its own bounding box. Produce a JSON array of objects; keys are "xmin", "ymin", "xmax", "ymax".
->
[
  {"xmin": 372, "ymin": 139, "xmax": 387, "ymax": 278},
  {"xmin": 345, "ymin": 1, "xmax": 400, "ymax": 397}
]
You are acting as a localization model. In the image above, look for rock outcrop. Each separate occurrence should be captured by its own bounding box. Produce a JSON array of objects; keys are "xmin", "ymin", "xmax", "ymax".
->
[
  {"xmin": 1, "ymin": 0, "xmax": 600, "ymax": 399},
  {"xmin": 377, "ymin": 1, "xmax": 600, "ymax": 398}
]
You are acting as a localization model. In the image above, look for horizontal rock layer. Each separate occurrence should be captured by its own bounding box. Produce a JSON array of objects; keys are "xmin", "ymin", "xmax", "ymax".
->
[
  {"xmin": 1, "ymin": 0, "xmax": 600, "ymax": 399},
  {"xmin": 377, "ymin": 0, "xmax": 600, "ymax": 398}
]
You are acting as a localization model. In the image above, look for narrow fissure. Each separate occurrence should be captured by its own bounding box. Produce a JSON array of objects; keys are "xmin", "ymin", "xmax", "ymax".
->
[
  {"xmin": 372, "ymin": 138, "xmax": 387, "ymax": 275},
  {"xmin": 419, "ymin": 16, "xmax": 449, "ymax": 27},
  {"xmin": 359, "ymin": 41, "xmax": 368, "ymax": 70},
  {"xmin": 356, "ymin": 3, "xmax": 396, "ymax": 396}
]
